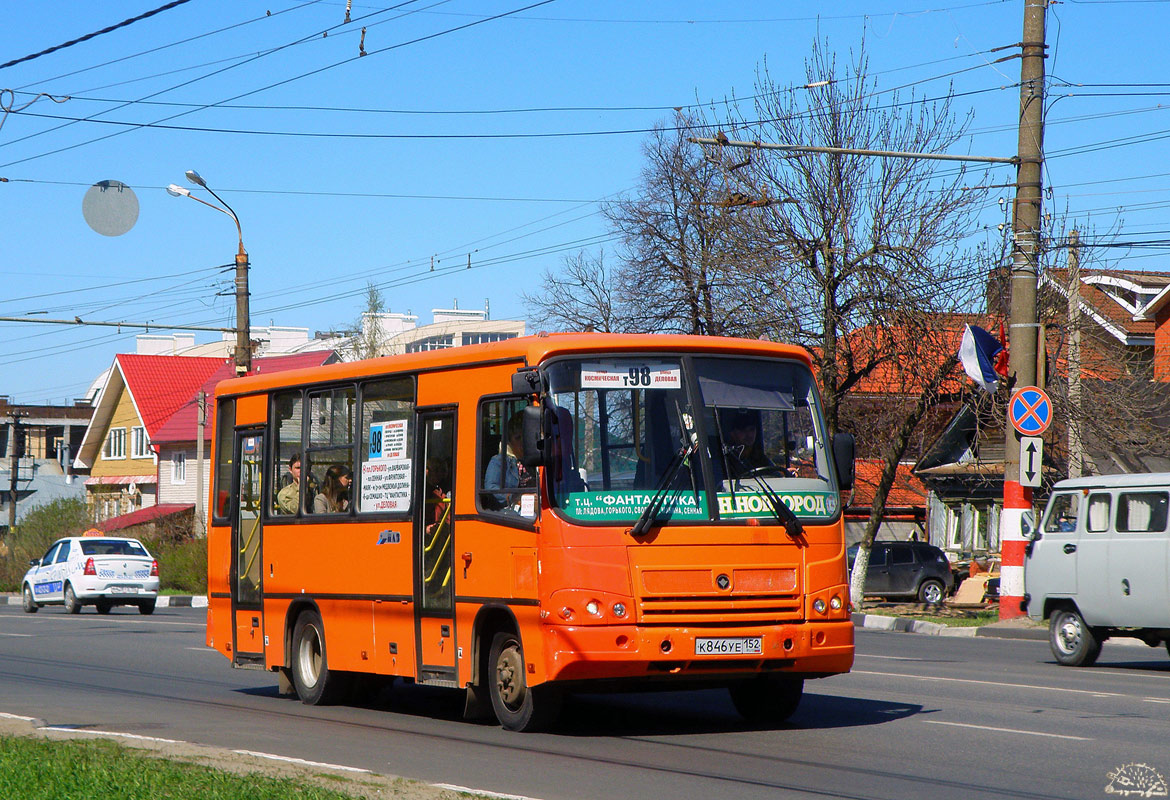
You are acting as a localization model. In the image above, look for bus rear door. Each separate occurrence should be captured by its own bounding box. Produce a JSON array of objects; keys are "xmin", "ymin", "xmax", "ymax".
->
[
  {"xmin": 230, "ymin": 429, "xmax": 265, "ymax": 667},
  {"xmin": 415, "ymin": 410, "xmax": 458, "ymax": 686}
]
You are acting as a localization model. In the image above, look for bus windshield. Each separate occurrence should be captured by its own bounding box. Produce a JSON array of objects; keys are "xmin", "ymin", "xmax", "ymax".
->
[{"xmin": 545, "ymin": 355, "xmax": 839, "ymax": 525}]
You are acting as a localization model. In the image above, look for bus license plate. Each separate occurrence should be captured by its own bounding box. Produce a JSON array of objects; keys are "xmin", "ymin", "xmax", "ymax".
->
[{"xmin": 695, "ymin": 636, "xmax": 762, "ymax": 656}]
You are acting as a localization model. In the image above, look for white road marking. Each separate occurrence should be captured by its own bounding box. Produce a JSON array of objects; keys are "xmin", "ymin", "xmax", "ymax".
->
[
  {"xmin": 0, "ymin": 632, "xmax": 33, "ymax": 637},
  {"xmin": 0, "ymin": 712, "xmax": 39, "ymax": 722},
  {"xmin": 852, "ymin": 669, "xmax": 1130, "ymax": 699},
  {"xmin": 41, "ymin": 727, "xmax": 186, "ymax": 745},
  {"xmin": 232, "ymin": 749, "xmax": 372, "ymax": 773},
  {"xmin": 1143, "ymin": 698, "xmax": 1170, "ymax": 704},
  {"xmin": 434, "ymin": 783, "xmax": 545, "ymax": 800},
  {"xmin": 925, "ymin": 720, "xmax": 1092, "ymax": 741}
]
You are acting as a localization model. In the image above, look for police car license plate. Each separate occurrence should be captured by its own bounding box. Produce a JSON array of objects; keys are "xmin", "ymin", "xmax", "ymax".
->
[
  {"xmin": 109, "ymin": 586, "xmax": 139, "ymax": 594},
  {"xmin": 695, "ymin": 636, "xmax": 762, "ymax": 656}
]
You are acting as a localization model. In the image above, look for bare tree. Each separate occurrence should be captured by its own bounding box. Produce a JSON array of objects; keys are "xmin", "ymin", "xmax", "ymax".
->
[
  {"xmin": 716, "ymin": 42, "xmax": 990, "ymax": 603},
  {"xmin": 344, "ymin": 282, "xmax": 388, "ymax": 361},
  {"xmin": 526, "ymin": 41, "xmax": 992, "ymax": 605},
  {"xmin": 524, "ymin": 111, "xmax": 765, "ymax": 335}
]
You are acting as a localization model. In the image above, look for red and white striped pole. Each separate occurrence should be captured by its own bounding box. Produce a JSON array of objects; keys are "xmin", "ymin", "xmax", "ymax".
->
[{"xmin": 999, "ymin": 480, "xmax": 1030, "ymax": 619}]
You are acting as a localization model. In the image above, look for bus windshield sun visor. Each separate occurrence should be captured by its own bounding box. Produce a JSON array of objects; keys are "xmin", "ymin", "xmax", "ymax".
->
[{"xmin": 697, "ymin": 376, "xmax": 794, "ymax": 411}]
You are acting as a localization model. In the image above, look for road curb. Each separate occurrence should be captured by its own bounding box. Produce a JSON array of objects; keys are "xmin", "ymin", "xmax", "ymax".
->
[{"xmin": 852, "ymin": 611, "xmax": 1046, "ymax": 640}]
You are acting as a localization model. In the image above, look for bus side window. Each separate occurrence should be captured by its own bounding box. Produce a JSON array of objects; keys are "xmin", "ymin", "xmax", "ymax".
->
[{"xmin": 478, "ymin": 398, "xmax": 537, "ymax": 519}]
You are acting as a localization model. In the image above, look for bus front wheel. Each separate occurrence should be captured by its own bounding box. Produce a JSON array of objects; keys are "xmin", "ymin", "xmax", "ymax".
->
[
  {"xmin": 729, "ymin": 676, "xmax": 804, "ymax": 724},
  {"xmin": 291, "ymin": 610, "xmax": 347, "ymax": 705},
  {"xmin": 488, "ymin": 631, "xmax": 561, "ymax": 732}
]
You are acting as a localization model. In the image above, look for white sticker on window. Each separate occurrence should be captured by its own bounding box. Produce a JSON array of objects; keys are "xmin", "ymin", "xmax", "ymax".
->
[
  {"xmin": 580, "ymin": 362, "xmax": 681, "ymax": 389},
  {"xmin": 368, "ymin": 419, "xmax": 408, "ymax": 461},
  {"xmin": 360, "ymin": 457, "xmax": 412, "ymax": 512}
]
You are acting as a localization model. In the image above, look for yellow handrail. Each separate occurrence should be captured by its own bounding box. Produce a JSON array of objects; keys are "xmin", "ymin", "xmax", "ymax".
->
[{"xmin": 424, "ymin": 530, "xmax": 452, "ymax": 583}]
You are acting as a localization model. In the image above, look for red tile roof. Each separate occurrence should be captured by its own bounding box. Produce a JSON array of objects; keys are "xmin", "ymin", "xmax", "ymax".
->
[
  {"xmin": 96, "ymin": 503, "xmax": 192, "ymax": 532},
  {"xmin": 116, "ymin": 354, "xmax": 225, "ymax": 437},
  {"xmin": 849, "ymin": 460, "xmax": 927, "ymax": 509},
  {"xmin": 151, "ymin": 351, "xmax": 337, "ymax": 443}
]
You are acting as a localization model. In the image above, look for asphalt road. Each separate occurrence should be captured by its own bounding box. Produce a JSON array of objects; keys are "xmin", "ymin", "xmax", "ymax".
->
[{"xmin": 1, "ymin": 604, "xmax": 1168, "ymax": 800}]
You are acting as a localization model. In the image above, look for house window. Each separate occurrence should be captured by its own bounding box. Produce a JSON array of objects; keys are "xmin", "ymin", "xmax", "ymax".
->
[
  {"xmin": 104, "ymin": 428, "xmax": 126, "ymax": 459},
  {"xmin": 464, "ymin": 332, "xmax": 516, "ymax": 345},
  {"xmin": 406, "ymin": 335, "xmax": 454, "ymax": 353},
  {"xmin": 172, "ymin": 453, "xmax": 187, "ymax": 484},
  {"xmin": 132, "ymin": 426, "xmax": 150, "ymax": 458}
]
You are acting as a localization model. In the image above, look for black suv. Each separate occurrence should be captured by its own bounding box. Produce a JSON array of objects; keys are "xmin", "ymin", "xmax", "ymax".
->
[{"xmin": 847, "ymin": 541, "xmax": 955, "ymax": 604}]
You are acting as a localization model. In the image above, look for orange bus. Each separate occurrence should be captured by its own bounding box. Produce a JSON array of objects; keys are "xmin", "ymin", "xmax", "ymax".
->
[{"xmin": 206, "ymin": 333, "xmax": 855, "ymax": 731}]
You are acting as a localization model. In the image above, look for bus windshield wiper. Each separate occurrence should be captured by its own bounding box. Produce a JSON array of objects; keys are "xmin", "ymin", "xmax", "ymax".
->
[
  {"xmin": 627, "ymin": 440, "xmax": 699, "ymax": 538},
  {"xmin": 726, "ymin": 451, "xmax": 805, "ymax": 539}
]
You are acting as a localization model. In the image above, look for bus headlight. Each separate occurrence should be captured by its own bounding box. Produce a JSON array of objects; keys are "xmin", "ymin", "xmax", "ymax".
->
[
  {"xmin": 585, "ymin": 600, "xmax": 602, "ymax": 617},
  {"xmin": 612, "ymin": 602, "xmax": 627, "ymax": 618},
  {"xmin": 829, "ymin": 595, "xmax": 842, "ymax": 610},
  {"xmin": 813, "ymin": 599, "xmax": 827, "ymax": 614}
]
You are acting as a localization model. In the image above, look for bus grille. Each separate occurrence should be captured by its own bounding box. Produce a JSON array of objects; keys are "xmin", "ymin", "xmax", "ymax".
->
[
  {"xmin": 637, "ymin": 594, "xmax": 803, "ymax": 624},
  {"xmin": 634, "ymin": 566, "xmax": 803, "ymax": 624}
]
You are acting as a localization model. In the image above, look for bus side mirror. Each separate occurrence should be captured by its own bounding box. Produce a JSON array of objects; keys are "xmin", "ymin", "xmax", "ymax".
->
[
  {"xmin": 832, "ymin": 432, "xmax": 855, "ymax": 490},
  {"xmin": 512, "ymin": 368, "xmax": 540, "ymax": 395},
  {"xmin": 521, "ymin": 404, "xmax": 549, "ymax": 470}
]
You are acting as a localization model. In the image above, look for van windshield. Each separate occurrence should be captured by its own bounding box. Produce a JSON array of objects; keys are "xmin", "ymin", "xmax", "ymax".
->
[{"xmin": 543, "ymin": 355, "xmax": 839, "ymax": 525}]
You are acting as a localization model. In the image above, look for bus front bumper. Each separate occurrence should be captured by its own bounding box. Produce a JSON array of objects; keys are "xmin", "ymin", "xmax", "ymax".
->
[{"xmin": 540, "ymin": 619, "xmax": 854, "ymax": 684}]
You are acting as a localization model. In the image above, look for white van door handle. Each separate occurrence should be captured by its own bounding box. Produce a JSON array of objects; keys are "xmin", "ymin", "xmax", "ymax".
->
[{"xmin": 1063, "ymin": 543, "xmax": 1077, "ymax": 554}]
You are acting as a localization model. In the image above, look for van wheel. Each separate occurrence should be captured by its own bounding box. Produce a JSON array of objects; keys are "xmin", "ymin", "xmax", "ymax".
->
[
  {"xmin": 918, "ymin": 579, "xmax": 945, "ymax": 605},
  {"xmin": 291, "ymin": 610, "xmax": 347, "ymax": 705},
  {"xmin": 1050, "ymin": 608, "xmax": 1101, "ymax": 666},
  {"xmin": 22, "ymin": 585, "xmax": 38, "ymax": 613},
  {"xmin": 488, "ymin": 631, "xmax": 561, "ymax": 732}
]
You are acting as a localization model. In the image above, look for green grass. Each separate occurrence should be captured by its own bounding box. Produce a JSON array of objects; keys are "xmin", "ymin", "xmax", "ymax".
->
[{"xmin": 0, "ymin": 736, "xmax": 367, "ymax": 800}]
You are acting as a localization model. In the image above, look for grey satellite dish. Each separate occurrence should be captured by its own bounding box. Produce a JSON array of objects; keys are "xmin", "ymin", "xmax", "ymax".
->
[{"xmin": 82, "ymin": 179, "xmax": 139, "ymax": 236}]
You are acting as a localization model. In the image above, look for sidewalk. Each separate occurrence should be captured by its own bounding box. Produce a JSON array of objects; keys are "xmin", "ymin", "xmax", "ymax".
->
[{"xmin": 851, "ymin": 610, "xmax": 1048, "ymax": 640}]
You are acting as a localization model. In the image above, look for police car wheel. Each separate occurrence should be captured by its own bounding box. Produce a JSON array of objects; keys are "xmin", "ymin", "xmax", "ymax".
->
[
  {"xmin": 63, "ymin": 584, "xmax": 81, "ymax": 614},
  {"xmin": 22, "ymin": 585, "xmax": 38, "ymax": 613}
]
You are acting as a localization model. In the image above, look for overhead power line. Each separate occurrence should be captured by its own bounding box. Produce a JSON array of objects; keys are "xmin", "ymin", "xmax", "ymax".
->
[{"xmin": 0, "ymin": 0, "xmax": 196, "ymax": 71}]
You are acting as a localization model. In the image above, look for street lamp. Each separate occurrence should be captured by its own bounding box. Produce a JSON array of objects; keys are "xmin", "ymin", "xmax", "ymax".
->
[{"xmin": 166, "ymin": 170, "xmax": 251, "ymax": 377}]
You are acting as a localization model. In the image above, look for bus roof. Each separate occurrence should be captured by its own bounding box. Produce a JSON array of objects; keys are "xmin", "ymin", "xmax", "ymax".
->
[{"xmin": 212, "ymin": 332, "xmax": 813, "ymax": 398}]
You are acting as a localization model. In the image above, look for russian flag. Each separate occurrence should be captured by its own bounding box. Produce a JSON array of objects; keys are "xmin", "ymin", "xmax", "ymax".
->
[{"xmin": 959, "ymin": 324, "xmax": 1006, "ymax": 393}]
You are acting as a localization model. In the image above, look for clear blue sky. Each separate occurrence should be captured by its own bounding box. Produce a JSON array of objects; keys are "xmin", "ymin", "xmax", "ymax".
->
[{"xmin": 2, "ymin": 0, "xmax": 1166, "ymax": 404}]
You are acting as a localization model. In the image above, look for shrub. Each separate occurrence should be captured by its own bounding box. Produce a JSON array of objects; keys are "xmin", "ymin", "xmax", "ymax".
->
[{"xmin": 0, "ymin": 498, "xmax": 90, "ymax": 592}]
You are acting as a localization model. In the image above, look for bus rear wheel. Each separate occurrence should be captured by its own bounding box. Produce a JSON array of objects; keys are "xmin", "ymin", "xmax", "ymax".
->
[
  {"xmin": 729, "ymin": 676, "xmax": 804, "ymax": 724},
  {"xmin": 488, "ymin": 631, "xmax": 561, "ymax": 732},
  {"xmin": 291, "ymin": 609, "xmax": 347, "ymax": 705}
]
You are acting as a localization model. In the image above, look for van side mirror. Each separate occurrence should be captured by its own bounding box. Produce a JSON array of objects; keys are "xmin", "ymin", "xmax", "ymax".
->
[
  {"xmin": 832, "ymin": 432, "xmax": 855, "ymax": 491},
  {"xmin": 521, "ymin": 404, "xmax": 549, "ymax": 470}
]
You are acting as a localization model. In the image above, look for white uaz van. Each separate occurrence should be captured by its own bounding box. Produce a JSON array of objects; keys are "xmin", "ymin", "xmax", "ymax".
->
[{"xmin": 1024, "ymin": 473, "xmax": 1170, "ymax": 666}]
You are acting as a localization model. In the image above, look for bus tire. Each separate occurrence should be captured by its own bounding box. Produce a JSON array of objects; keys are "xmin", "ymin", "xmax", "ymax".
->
[
  {"xmin": 291, "ymin": 609, "xmax": 347, "ymax": 705},
  {"xmin": 488, "ymin": 631, "xmax": 561, "ymax": 732},
  {"xmin": 729, "ymin": 676, "xmax": 804, "ymax": 724}
]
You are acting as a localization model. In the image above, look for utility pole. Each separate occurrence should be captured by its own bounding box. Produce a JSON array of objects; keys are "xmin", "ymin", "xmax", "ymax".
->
[
  {"xmin": 1000, "ymin": 0, "xmax": 1048, "ymax": 620},
  {"xmin": 1067, "ymin": 231, "xmax": 1083, "ymax": 479},
  {"xmin": 6, "ymin": 414, "xmax": 26, "ymax": 535},
  {"xmin": 195, "ymin": 391, "xmax": 206, "ymax": 537}
]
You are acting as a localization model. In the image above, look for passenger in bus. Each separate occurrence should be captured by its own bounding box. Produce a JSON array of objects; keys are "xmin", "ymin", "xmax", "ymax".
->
[
  {"xmin": 275, "ymin": 453, "xmax": 316, "ymax": 515},
  {"xmin": 313, "ymin": 464, "xmax": 352, "ymax": 513},
  {"xmin": 484, "ymin": 411, "xmax": 534, "ymax": 511}
]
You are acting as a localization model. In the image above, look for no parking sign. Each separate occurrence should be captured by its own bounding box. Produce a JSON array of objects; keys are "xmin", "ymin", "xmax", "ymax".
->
[{"xmin": 1008, "ymin": 386, "xmax": 1052, "ymax": 437}]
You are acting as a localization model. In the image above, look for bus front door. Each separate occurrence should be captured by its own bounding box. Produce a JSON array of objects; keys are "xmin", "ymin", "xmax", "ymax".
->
[
  {"xmin": 231, "ymin": 430, "xmax": 265, "ymax": 667},
  {"xmin": 415, "ymin": 410, "xmax": 457, "ymax": 686}
]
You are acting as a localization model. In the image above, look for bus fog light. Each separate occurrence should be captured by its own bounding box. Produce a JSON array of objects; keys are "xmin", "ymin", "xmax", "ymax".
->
[
  {"xmin": 585, "ymin": 600, "xmax": 601, "ymax": 617},
  {"xmin": 612, "ymin": 602, "xmax": 627, "ymax": 618},
  {"xmin": 829, "ymin": 595, "xmax": 842, "ymax": 610},
  {"xmin": 813, "ymin": 599, "xmax": 826, "ymax": 614}
]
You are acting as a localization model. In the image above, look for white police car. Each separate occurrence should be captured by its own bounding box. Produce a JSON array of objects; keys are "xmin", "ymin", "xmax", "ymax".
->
[{"xmin": 21, "ymin": 534, "xmax": 159, "ymax": 615}]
